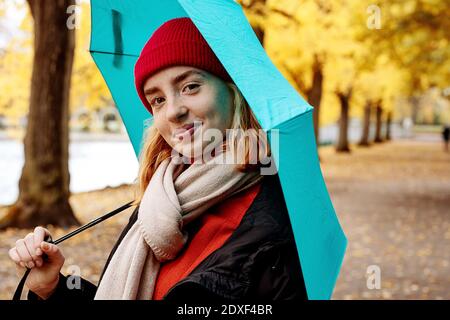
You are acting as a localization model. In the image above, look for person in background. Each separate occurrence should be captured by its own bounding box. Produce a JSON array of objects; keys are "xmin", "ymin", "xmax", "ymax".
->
[{"xmin": 442, "ymin": 125, "xmax": 450, "ymax": 152}]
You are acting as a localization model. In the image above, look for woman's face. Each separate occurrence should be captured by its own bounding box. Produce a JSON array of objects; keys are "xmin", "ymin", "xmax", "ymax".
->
[{"xmin": 143, "ymin": 66, "xmax": 233, "ymax": 159}]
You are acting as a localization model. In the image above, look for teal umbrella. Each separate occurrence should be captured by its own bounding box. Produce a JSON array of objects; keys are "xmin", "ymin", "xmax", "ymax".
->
[{"xmin": 89, "ymin": 0, "xmax": 347, "ymax": 300}]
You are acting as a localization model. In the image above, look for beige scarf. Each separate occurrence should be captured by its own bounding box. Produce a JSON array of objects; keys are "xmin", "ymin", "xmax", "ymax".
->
[{"xmin": 94, "ymin": 155, "xmax": 263, "ymax": 300}]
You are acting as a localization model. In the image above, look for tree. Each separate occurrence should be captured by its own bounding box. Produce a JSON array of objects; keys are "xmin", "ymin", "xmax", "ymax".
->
[
  {"xmin": 0, "ymin": 0, "xmax": 80, "ymax": 229},
  {"xmin": 239, "ymin": 0, "xmax": 448, "ymax": 152},
  {"xmin": 282, "ymin": 54, "xmax": 324, "ymax": 145},
  {"xmin": 69, "ymin": 1, "xmax": 113, "ymax": 116},
  {"xmin": 239, "ymin": 0, "xmax": 267, "ymax": 45},
  {"xmin": 374, "ymin": 100, "xmax": 384, "ymax": 143},
  {"xmin": 358, "ymin": 100, "xmax": 372, "ymax": 146},
  {"xmin": 0, "ymin": 1, "xmax": 33, "ymax": 124},
  {"xmin": 335, "ymin": 88, "xmax": 353, "ymax": 152},
  {"xmin": 371, "ymin": 0, "xmax": 450, "ymax": 123},
  {"xmin": 385, "ymin": 111, "xmax": 392, "ymax": 140},
  {"xmin": 263, "ymin": 0, "xmax": 330, "ymax": 145}
]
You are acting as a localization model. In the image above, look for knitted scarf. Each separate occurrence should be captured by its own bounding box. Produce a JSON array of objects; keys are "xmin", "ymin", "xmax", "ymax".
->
[{"xmin": 94, "ymin": 155, "xmax": 263, "ymax": 299}]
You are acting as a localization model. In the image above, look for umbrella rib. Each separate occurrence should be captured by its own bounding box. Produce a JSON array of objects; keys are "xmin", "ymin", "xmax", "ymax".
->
[{"xmin": 89, "ymin": 49, "xmax": 139, "ymax": 58}]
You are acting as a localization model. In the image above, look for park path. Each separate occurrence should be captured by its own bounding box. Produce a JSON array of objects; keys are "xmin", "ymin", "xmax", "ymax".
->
[
  {"xmin": 322, "ymin": 140, "xmax": 450, "ymax": 299},
  {"xmin": 0, "ymin": 139, "xmax": 448, "ymax": 299}
]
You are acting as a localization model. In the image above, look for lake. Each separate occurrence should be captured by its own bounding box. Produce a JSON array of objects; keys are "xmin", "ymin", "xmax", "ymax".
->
[
  {"xmin": 0, "ymin": 122, "xmax": 411, "ymax": 206},
  {"xmin": 0, "ymin": 133, "xmax": 139, "ymax": 206}
]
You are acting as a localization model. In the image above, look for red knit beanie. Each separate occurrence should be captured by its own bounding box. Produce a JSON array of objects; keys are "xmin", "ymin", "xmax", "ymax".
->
[{"xmin": 134, "ymin": 17, "xmax": 232, "ymax": 114}]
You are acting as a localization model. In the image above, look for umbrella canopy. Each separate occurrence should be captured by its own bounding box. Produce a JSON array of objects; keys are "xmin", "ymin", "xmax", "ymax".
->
[{"xmin": 89, "ymin": 0, "xmax": 347, "ymax": 300}]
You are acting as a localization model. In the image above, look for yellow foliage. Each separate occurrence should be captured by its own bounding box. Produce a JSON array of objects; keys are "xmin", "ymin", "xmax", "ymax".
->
[
  {"xmin": 70, "ymin": 1, "xmax": 112, "ymax": 113},
  {"xmin": 0, "ymin": 0, "xmax": 112, "ymax": 123},
  {"xmin": 1, "ymin": 0, "xmax": 447, "ymax": 128},
  {"xmin": 0, "ymin": 3, "xmax": 32, "ymax": 120}
]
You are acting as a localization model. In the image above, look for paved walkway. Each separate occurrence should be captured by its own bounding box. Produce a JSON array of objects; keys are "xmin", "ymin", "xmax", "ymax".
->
[{"xmin": 321, "ymin": 140, "xmax": 450, "ymax": 299}]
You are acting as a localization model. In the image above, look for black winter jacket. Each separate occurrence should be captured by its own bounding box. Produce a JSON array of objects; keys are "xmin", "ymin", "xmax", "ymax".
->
[{"xmin": 29, "ymin": 174, "xmax": 307, "ymax": 301}]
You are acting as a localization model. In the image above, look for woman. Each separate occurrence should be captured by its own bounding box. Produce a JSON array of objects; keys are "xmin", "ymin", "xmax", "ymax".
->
[{"xmin": 9, "ymin": 17, "xmax": 306, "ymax": 301}]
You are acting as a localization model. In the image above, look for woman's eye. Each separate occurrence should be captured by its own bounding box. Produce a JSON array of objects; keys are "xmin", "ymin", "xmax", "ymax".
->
[
  {"xmin": 182, "ymin": 83, "xmax": 200, "ymax": 94},
  {"xmin": 150, "ymin": 97, "xmax": 165, "ymax": 107}
]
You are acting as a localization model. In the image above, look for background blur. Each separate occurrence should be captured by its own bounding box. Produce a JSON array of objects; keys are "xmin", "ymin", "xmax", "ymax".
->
[{"xmin": 0, "ymin": 0, "xmax": 448, "ymax": 299}]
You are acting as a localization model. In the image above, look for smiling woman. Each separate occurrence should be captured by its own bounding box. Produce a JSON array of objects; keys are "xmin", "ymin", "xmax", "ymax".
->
[
  {"xmin": 18, "ymin": 17, "xmax": 306, "ymax": 301},
  {"xmin": 142, "ymin": 66, "xmax": 235, "ymax": 161},
  {"xmin": 134, "ymin": 67, "xmax": 272, "ymax": 205}
]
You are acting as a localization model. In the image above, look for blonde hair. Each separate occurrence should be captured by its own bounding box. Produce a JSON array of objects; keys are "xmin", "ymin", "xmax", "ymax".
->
[{"xmin": 131, "ymin": 83, "xmax": 271, "ymax": 206}]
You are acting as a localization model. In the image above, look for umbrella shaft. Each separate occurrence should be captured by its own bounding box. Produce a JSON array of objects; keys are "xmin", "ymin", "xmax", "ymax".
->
[{"xmin": 54, "ymin": 201, "xmax": 134, "ymax": 245}]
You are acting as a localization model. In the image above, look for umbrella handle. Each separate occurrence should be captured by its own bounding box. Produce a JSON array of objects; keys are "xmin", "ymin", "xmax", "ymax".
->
[{"xmin": 11, "ymin": 201, "xmax": 134, "ymax": 300}]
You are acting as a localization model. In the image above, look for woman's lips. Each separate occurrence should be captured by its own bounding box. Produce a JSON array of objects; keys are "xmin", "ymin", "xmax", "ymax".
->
[{"xmin": 174, "ymin": 124, "xmax": 196, "ymax": 140}]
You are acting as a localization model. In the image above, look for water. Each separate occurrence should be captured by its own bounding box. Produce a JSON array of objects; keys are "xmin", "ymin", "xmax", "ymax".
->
[
  {"xmin": 0, "ymin": 136, "xmax": 139, "ymax": 206},
  {"xmin": 0, "ymin": 122, "xmax": 413, "ymax": 206}
]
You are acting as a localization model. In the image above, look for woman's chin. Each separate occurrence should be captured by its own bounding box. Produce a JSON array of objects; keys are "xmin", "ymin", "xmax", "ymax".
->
[
  {"xmin": 174, "ymin": 144, "xmax": 226, "ymax": 165},
  {"xmin": 172, "ymin": 142, "xmax": 203, "ymax": 162}
]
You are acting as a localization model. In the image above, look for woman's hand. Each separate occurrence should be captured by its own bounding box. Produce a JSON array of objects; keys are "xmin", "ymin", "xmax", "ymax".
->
[{"xmin": 8, "ymin": 227, "xmax": 65, "ymax": 299}]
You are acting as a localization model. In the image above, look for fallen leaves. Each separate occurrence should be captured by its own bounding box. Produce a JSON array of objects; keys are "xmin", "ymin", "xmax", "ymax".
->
[{"xmin": 0, "ymin": 140, "xmax": 449, "ymax": 300}]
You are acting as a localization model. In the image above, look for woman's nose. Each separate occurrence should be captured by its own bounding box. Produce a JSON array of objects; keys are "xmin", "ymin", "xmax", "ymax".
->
[{"xmin": 165, "ymin": 97, "xmax": 187, "ymax": 122}]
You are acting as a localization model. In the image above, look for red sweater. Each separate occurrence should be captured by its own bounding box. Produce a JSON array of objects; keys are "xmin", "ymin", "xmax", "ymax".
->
[{"xmin": 152, "ymin": 182, "xmax": 261, "ymax": 300}]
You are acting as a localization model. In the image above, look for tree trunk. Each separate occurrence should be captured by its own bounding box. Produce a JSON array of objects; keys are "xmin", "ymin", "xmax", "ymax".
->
[
  {"xmin": 307, "ymin": 55, "xmax": 324, "ymax": 145},
  {"xmin": 359, "ymin": 100, "xmax": 372, "ymax": 146},
  {"xmin": 0, "ymin": 0, "xmax": 79, "ymax": 229},
  {"xmin": 241, "ymin": 0, "xmax": 266, "ymax": 46},
  {"xmin": 253, "ymin": 26, "xmax": 265, "ymax": 46},
  {"xmin": 374, "ymin": 101, "xmax": 384, "ymax": 143},
  {"xmin": 410, "ymin": 96, "xmax": 420, "ymax": 124},
  {"xmin": 385, "ymin": 111, "xmax": 392, "ymax": 141},
  {"xmin": 336, "ymin": 90, "xmax": 352, "ymax": 153}
]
